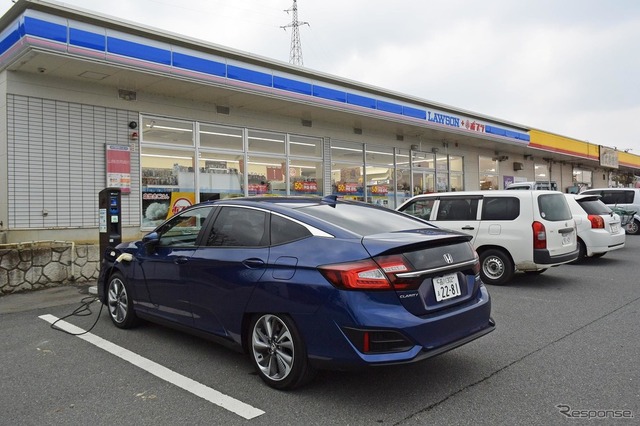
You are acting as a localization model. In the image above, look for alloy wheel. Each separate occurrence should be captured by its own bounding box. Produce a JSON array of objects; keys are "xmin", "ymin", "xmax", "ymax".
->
[{"xmin": 251, "ymin": 314, "xmax": 295, "ymax": 382}]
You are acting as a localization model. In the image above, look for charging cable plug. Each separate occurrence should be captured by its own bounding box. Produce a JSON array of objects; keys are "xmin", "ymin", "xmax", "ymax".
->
[{"xmin": 116, "ymin": 253, "xmax": 134, "ymax": 263}]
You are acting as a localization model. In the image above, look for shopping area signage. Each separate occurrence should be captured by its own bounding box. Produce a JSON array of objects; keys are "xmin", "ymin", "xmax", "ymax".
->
[{"xmin": 106, "ymin": 144, "xmax": 131, "ymax": 193}]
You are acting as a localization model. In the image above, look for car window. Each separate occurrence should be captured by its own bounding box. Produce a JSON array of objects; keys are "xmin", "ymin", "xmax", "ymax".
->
[
  {"xmin": 270, "ymin": 214, "xmax": 311, "ymax": 245},
  {"xmin": 537, "ymin": 194, "xmax": 572, "ymax": 221},
  {"xmin": 400, "ymin": 198, "xmax": 435, "ymax": 220},
  {"xmin": 156, "ymin": 205, "xmax": 214, "ymax": 247},
  {"xmin": 436, "ymin": 198, "xmax": 479, "ymax": 221},
  {"xmin": 577, "ymin": 199, "xmax": 612, "ymax": 215},
  {"xmin": 600, "ymin": 190, "xmax": 635, "ymax": 204},
  {"xmin": 299, "ymin": 203, "xmax": 432, "ymax": 236},
  {"xmin": 481, "ymin": 197, "xmax": 520, "ymax": 220},
  {"xmin": 206, "ymin": 206, "xmax": 268, "ymax": 247}
]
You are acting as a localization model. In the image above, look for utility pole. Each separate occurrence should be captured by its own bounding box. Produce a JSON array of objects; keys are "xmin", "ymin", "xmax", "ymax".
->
[{"xmin": 281, "ymin": 0, "xmax": 309, "ymax": 66}]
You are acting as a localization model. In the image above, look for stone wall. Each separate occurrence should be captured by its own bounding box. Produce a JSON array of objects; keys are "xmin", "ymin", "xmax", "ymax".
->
[{"xmin": 0, "ymin": 242, "xmax": 100, "ymax": 295}]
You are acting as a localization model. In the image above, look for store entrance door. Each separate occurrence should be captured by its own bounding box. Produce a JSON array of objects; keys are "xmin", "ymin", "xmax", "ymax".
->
[{"xmin": 412, "ymin": 170, "xmax": 435, "ymax": 195}]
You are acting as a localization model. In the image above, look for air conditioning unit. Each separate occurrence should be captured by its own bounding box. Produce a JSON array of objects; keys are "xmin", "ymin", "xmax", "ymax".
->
[{"xmin": 513, "ymin": 162, "xmax": 524, "ymax": 171}]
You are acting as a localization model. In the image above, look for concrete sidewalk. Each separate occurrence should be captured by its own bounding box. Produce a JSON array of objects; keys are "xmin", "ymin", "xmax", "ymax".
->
[{"xmin": 0, "ymin": 283, "xmax": 96, "ymax": 314}]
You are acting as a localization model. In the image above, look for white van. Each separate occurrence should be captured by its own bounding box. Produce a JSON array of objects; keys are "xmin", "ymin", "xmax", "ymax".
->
[
  {"xmin": 579, "ymin": 188, "xmax": 640, "ymax": 235},
  {"xmin": 506, "ymin": 181, "xmax": 558, "ymax": 191},
  {"xmin": 397, "ymin": 190, "xmax": 578, "ymax": 285}
]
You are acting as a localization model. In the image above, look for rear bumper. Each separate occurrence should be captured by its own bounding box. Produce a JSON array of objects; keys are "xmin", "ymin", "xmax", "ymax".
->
[
  {"xmin": 299, "ymin": 285, "xmax": 494, "ymax": 370},
  {"xmin": 533, "ymin": 247, "xmax": 579, "ymax": 265}
]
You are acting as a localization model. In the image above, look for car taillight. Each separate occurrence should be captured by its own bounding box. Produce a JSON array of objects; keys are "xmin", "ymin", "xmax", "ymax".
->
[
  {"xmin": 532, "ymin": 221, "xmax": 547, "ymax": 249},
  {"xmin": 374, "ymin": 254, "xmax": 422, "ymax": 290},
  {"xmin": 472, "ymin": 251, "xmax": 480, "ymax": 275},
  {"xmin": 587, "ymin": 214, "xmax": 605, "ymax": 229},
  {"xmin": 319, "ymin": 259, "xmax": 393, "ymax": 290},
  {"xmin": 319, "ymin": 255, "xmax": 421, "ymax": 291}
]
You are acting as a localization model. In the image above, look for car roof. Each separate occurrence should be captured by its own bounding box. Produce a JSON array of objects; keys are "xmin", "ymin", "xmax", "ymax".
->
[{"xmin": 405, "ymin": 189, "xmax": 561, "ymax": 198}]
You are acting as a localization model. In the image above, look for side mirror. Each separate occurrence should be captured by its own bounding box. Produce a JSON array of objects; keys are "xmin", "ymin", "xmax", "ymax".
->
[
  {"xmin": 142, "ymin": 232, "xmax": 160, "ymax": 253},
  {"xmin": 142, "ymin": 231, "xmax": 160, "ymax": 245}
]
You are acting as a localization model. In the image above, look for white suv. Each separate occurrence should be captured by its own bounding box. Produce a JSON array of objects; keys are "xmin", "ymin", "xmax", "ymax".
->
[
  {"xmin": 397, "ymin": 190, "xmax": 578, "ymax": 285},
  {"xmin": 579, "ymin": 188, "xmax": 640, "ymax": 235}
]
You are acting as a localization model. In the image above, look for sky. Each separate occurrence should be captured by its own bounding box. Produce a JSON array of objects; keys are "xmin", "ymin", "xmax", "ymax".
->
[{"xmin": 2, "ymin": 0, "xmax": 639, "ymax": 154}]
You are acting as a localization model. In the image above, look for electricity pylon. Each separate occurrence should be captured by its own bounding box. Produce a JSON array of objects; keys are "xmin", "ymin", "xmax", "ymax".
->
[{"xmin": 281, "ymin": 0, "xmax": 309, "ymax": 66}]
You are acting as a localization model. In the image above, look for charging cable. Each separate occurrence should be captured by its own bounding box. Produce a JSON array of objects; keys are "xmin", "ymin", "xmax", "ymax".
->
[
  {"xmin": 50, "ymin": 294, "xmax": 103, "ymax": 336},
  {"xmin": 50, "ymin": 251, "xmax": 136, "ymax": 336}
]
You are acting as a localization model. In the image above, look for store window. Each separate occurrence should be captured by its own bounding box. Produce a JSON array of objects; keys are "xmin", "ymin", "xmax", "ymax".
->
[
  {"xmin": 246, "ymin": 154, "xmax": 286, "ymax": 196},
  {"xmin": 571, "ymin": 168, "xmax": 592, "ymax": 193},
  {"xmin": 535, "ymin": 162, "xmax": 550, "ymax": 182},
  {"xmin": 436, "ymin": 154, "xmax": 449, "ymax": 191},
  {"xmin": 411, "ymin": 151, "xmax": 435, "ymax": 195},
  {"xmin": 289, "ymin": 134, "xmax": 323, "ymax": 157},
  {"xmin": 394, "ymin": 148, "xmax": 412, "ymax": 207},
  {"xmin": 197, "ymin": 151, "xmax": 243, "ymax": 201},
  {"xmin": 141, "ymin": 146, "xmax": 195, "ymax": 228},
  {"xmin": 449, "ymin": 155, "xmax": 464, "ymax": 191},
  {"xmin": 142, "ymin": 117, "xmax": 194, "ymax": 147},
  {"xmin": 199, "ymin": 123, "xmax": 243, "ymax": 151},
  {"xmin": 331, "ymin": 141, "xmax": 364, "ymax": 201},
  {"xmin": 248, "ymin": 130, "xmax": 285, "ymax": 155},
  {"xmin": 290, "ymin": 158, "xmax": 323, "ymax": 196},
  {"xmin": 365, "ymin": 145, "xmax": 394, "ymax": 207},
  {"xmin": 479, "ymin": 156, "xmax": 498, "ymax": 190}
]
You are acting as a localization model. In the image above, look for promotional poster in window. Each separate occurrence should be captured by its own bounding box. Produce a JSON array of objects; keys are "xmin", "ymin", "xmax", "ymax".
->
[{"xmin": 142, "ymin": 191, "xmax": 195, "ymax": 228}]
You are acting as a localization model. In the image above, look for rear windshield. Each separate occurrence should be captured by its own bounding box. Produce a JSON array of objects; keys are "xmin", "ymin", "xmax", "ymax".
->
[
  {"xmin": 300, "ymin": 203, "xmax": 433, "ymax": 236},
  {"xmin": 599, "ymin": 190, "xmax": 635, "ymax": 204},
  {"xmin": 537, "ymin": 194, "xmax": 572, "ymax": 221},
  {"xmin": 578, "ymin": 199, "xmax": 612, "ymax": 215}
]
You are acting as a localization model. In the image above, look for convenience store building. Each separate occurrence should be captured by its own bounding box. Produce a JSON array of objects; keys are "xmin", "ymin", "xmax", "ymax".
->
[{"xmin": 1, "ymin": 0, "xmax": 640, "ymax": 245}]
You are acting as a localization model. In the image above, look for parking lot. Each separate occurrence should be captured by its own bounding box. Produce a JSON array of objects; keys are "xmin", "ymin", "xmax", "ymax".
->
[{"xmin": 2, "ymin": 237, "xmax": 638, "ymax": 425}]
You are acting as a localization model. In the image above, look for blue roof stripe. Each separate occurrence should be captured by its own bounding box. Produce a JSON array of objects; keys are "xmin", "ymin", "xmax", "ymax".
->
[
  {"xmin": 227, "ymin": 65, "xmax": 272, "ymax": 87},
  {"xmin": 2, "ymin": 13, "xmax": 530, "ymax": 143},
  {"xmin": 313, "ymin": 85, "xmax": 347, "ymax": 103},
  {"xmin": 0, "ymin": 26, "xmax": 21, "ymax": 56},
  {"xmin": 107, "ymin": 36, "xmax": 171, "ymax": 65},
  {"xmin": 69, "ymin": 28, "xmax": 105, "ymax": 51},
  {"xmin": 347, "ymin": 93, "xmax": 376, "ymax": 109},
  {"xmin": 377, "ymin": 100, "xmax": 403, "ymax": 115},
  {"xmin": 173, "ymin": 52, "xmax": 226, "ymax": 77},
  {"xmin": 403, "ymin": 106, "xmax": 427, "ymax": 120},
  {"xmin": 273, "ymin": 75, "xmax": 312, "ymax": 95},
  {"xmin": 23, "ymin": 16, "xmax": 66, "ymax": 43}
]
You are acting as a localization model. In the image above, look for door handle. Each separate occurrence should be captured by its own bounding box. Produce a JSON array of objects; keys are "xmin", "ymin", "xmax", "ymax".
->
[
  {"xmin": 243, "ymin": 258, "xmax": 265, "ymax": 268},
  {"xmin": 461, "ymin": 226, "xmax": 475, "ymax": 230},
  {"xmin": 174, "ymin": 256, "xmax": 189, "ymax": 264}
]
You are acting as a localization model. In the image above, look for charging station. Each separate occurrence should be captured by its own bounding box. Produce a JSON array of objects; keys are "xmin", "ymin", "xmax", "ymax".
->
[{"xmin": 98, "ymin": 188, "xmax": 122, "ymax": 256}]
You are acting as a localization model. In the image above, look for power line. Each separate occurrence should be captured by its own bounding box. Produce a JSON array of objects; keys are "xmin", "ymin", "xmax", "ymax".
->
[{"xmin": 281, "ymin": 0, "xmax": 309, "ymax": 66}]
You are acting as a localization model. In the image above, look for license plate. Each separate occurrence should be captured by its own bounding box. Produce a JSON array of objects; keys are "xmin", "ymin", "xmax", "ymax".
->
[
  {"xmin": 433, "ymin": 273, "xmax": 461, "ymax": 302},
  {"xmin": 562, "ymin": 233, "xmax": 572, "ymax": 246},
  {"xmin": 611, "ymin": 223, "xmax": 620, "ymax": 234}
]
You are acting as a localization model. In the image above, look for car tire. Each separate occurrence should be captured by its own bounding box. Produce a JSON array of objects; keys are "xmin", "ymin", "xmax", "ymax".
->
[
  {"xmin": 479, "ymin": 249, "xmax": 514, "ymax": 286},
  {"xmin": 625, "ymin": 219, "xmax": 640, "ymax": 235},
  {"xmin": 248, "ymin": 313, "xmax": 315, "ymax": 390},
  {"xmin": 591, "ymin": 252, "xmax": 606, "ymax": 258},
  {"xmin": 106, "ymin": 272, "xmax": 139, "ymax": 329}
]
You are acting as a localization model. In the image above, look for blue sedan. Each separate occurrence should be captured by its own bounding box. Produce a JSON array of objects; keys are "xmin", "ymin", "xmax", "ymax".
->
[{"xmin": 97, "ymin": 196, "xmax": 494, "ymax": 390}]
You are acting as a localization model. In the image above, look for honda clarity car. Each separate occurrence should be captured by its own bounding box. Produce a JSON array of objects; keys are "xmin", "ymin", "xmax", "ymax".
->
[{"xmin": 97, "ymin": 196, "xmax": 495, "ymax": 390}]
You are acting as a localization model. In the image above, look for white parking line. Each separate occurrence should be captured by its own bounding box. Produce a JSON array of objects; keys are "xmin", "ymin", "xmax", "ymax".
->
[{"xmin": 38, "ymin": 314, "xmax": 265, "ymax": 420}]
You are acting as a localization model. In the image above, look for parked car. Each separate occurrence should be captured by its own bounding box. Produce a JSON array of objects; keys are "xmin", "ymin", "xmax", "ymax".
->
[
  {"xmin": 98, "ymin": 196, "xmax": 495, "ymax": 390},
  {"xmin": 579, "ymin": 188, "xmax": 640, "ymax": 235},
  {"xmin": 397, "ymin": 190, "xmax": 578, "ymax": 285},
  {"xmin": 564, "ymin": 194, "xmax": 626, "ymax": 261},
  {"xmin": 506, "ymin": 181, "xmax": 558, "ymax": 191}
]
